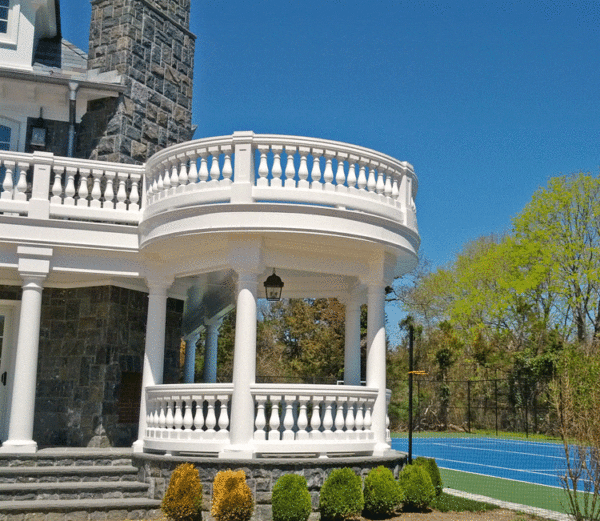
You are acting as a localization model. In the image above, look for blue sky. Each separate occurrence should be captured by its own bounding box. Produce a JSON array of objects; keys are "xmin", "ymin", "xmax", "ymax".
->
[{"xmin": 62, "ymin": 0, "xmax": 600, "ymax": 270}]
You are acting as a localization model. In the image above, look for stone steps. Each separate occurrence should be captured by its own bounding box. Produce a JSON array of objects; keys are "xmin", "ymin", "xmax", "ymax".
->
[{"xmin": 0, "ymin": 449, "xmax": 162, "ymax": 520}]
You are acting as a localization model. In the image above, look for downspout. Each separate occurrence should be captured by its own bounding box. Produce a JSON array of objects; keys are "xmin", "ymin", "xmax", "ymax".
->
[{"xmin": 67, "ymin": 81, "xmax": 78, "ymax": 157}]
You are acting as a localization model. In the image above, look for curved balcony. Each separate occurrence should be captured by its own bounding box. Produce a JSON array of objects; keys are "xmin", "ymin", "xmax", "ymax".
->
[{"xmin": 143, "ymin": 383, "xmax": 391, "ymax": 458}]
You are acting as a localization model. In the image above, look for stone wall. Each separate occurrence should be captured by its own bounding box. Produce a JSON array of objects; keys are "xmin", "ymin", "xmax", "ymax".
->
[
  {"xmin": 134, "ymin": 453, "xmax": 407, "ymax": 521},
  {"xmin": 79, "ymin": 0, "xmax": 195, "ymax": 163},
  {"xmin": 31, "ymin": 285, "xmax": 183, "ymax": 447}
]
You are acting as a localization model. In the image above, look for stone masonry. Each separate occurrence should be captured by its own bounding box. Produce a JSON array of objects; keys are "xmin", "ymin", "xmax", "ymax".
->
[
  {"xmin": 78, "ymin": 0, "xmax": 195, "ymax": 163},
  {"xmin": 26, "ymin": 285, "xmax": 184, "ymax": 448}
]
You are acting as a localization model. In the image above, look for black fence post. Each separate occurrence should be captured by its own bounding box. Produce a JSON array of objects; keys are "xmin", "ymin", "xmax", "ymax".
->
[
  {"xmin": 494, "ymin": 379, "xmax": 498, "ymax": 437},
  {"xmin": 467, "ymin": 380, "xmax": 471, "ymax": 434},
  {"xmin": 408, "ymin": 325, "xmax": 414, "ymax": 464}
]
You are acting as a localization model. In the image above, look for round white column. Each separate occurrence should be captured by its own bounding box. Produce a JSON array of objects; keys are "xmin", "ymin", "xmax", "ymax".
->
[
  {"xmin": 183, "ymin": 332, "xmax": 199, "ymax": 384},
  {"xmin": 203, "ymin": 319, "xmax": 220, "ymax": 384},
  {"xmin": 344, "ymin": 293, "xmax": 362, "ymax": 386},
  {"xmin": 133, "ymin": 281, "xmax": 170, "ymax": 453},
  {"xmin": 1, "ymin": 275, "xmax": 45, "ymax": 453},
  {"xmin": 366, "ymin": 282, "xmax": 388, "ymax": 454},
  {"xmin": 224, "ymin": 270, "xmax": 257, "ymax": 458}
]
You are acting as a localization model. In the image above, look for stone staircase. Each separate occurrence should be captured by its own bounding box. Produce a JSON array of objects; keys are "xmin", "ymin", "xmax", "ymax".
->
[{"xmin": 0, "ymin": 448, "xmax": 162, "ymax": 520}]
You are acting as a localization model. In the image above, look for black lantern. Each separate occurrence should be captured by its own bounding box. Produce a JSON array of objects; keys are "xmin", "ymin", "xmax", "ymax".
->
[
  {"xmin": 30, "ymin": 109, "xmax": 47, "ymax": 150},
  {"xmin": 264, "ymin": 269, "xmax": 284, "ymax": 301}
]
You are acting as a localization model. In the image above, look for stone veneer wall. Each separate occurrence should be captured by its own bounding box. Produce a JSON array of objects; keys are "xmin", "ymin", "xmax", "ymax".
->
[
  {"xmin": 29, "ymin": 285, "xmax": 183, "ymax": 447},
  {"xmin": 134, "ymin": 453, "xmax": 407, "ymax": 521},
  {"xmin": 78, "ymin": 0, "xmax": 195, "ymax": 163}
]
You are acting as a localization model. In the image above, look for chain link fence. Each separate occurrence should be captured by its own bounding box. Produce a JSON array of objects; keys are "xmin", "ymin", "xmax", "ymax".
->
[{"xmin": 388, "ymin": 377, "xmax": 556, "ymax": 437}]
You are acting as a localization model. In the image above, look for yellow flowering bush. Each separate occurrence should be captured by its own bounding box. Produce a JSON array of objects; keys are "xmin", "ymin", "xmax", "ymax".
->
[
  {"xmin": 211, "ymin": 469, "xmax": 254, "ymax": 521},
  {"xmin": 161, "ymin": 463, "xmax": 202, "ymax": 521}
]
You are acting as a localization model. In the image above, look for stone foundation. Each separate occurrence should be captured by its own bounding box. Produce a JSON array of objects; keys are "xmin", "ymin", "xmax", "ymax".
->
[{"xmin": 134, "ymin": 451, "xmax": 407, "ymax": 521}]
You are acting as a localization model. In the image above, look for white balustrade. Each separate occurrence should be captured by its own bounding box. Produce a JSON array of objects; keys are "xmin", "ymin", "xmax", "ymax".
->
[{"xmin": 144, "ymin": 384, "xmax": 233, "ymax": 455}]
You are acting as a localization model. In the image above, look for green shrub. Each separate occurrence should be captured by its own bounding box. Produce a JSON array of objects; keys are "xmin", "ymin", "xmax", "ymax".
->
[
  {"xmin": 211, "ymin": 469, "xmax": 254, "ymax": 521},
  {"xmin": 161, "ymin": 463, "xmax": 202, "ymax": 521},
  {"xmin": 319, "ymin": 468, "xmax": 364, "ymax": 521},
  {"xmin": 398, "ymin": 464, "xmax": 435, "ymax": 511},
  {"xmin": 272, "ymin": 474, "xmax": 312, "ymax": 521},
  {"xmin": 363, "ymin": 466, "xmax": 403, "ymax": 518},
  {"xmin": 414, "ymin": 457, "xmax": 443, "ymax": 496}
]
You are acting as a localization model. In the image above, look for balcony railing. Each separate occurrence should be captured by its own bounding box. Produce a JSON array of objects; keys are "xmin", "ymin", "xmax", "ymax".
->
[
  {"xmin": 143, "ymin": 383, "xmax": 390, "ymax": 457},
  {"xmin": 0, "ymin": 132, "xmax": 417, "ymax": 232}
]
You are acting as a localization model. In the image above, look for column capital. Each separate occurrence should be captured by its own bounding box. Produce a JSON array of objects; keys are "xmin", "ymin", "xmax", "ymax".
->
[
  {"xmin": 17, "ymin": 246, "xmax": 52, "ymax": 279},
  {"xmin": 144, "ymin": 269, "xmax": 174, "ymax": 294},
  {"xmin": 228, "ymin": 239, "xmax": 264, "ymax": 275}
]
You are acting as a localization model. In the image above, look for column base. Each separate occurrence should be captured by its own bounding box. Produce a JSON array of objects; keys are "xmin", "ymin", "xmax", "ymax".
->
[
  {"xmin": 218, "ymin": 446, "xmax": 255, "ymax": 460},
  {"xmin": 132, "ymin": 439, "xmax": 145, "ymax": 454},
  {"xmin": 372, "ymin": 442, "xmax": 392, "ymax": 457},
  {"xmin": 0, "ymin": 440, "xmax": 38, "ymax": 453}
]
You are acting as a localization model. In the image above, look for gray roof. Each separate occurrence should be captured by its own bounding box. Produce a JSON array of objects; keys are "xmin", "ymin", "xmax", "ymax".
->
[{"xmin": 33, "ymin": 38, "xmax": 87, "ymax": 76}]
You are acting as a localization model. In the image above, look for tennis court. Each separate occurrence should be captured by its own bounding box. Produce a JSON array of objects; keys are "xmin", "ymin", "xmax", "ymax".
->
[{"xmin": 391, "ymin": 436, "xmax": 567, "ymax": 489}]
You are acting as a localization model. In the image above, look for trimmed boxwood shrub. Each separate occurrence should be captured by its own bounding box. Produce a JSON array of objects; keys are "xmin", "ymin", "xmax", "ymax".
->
[
  {"xmin": 272, "ymin": 474, "xmax": 312, "ymax": 521},
  {"xmin": 398, "ymin": 464, "xmax": 435, "ymax": 511},
  {"xmin": 319, "ymin": 468, "xmax": 364, "ymax": 521},
  {"xmin": 161, "ymin": 463, "xmax": 202, "ymax": 521},
  {"xmin": 211, "ymin": 469, "xmax": 254, "ymax": 521},
  {"xmin": 414, "ymin": 457, "xmax": 443, "ymax": 496},
  {"xmin": 363, "ymin": 466, "xmax": 403, "ymax": 518}
]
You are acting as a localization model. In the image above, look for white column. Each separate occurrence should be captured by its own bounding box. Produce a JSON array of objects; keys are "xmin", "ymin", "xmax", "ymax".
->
[
  {"xmin": 366, "ymin": 282, "xmax": 389, "ymax": 455},
  {"xmin": 222, "ymin": 270, "xmax": 258, "ymax": 458},
  {"xmin": 183, "ymin": 332, "xmax": 199, "ymax": 384},
  {"xmin": 344, "ymin": 291, "xmax": 362, "ymax": 386},
  {"xmin": 133, "ymin": 280, "xmax": 171, "ymax": 453},
  {"xmin": 203, "ymin": 319, "xmax": 220, "ymax": 384}
]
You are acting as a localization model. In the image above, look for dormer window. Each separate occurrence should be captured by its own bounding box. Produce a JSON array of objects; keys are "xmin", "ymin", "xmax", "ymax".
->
[{"xmin": 0, "ymin": 0, "xmax": 8, "ymax": 34}]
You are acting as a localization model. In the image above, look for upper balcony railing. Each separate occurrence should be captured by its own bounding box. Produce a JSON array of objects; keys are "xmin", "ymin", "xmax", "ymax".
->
[{"xmin": 0, "ymin": 132, "xmax": 418, "ymax": 232}]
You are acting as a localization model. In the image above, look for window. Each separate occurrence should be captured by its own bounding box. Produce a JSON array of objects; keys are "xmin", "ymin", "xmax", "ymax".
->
[
  {"xmin": 0, "ymin": 0, "xmax": 8, "ymax": 34},
  {"xmin": 0, "ymin": 118, "xmax": 19, "ymax": 151},
  {"xmin": 0, "ymin": 124, "xmax": 10, "ymax": 151}
]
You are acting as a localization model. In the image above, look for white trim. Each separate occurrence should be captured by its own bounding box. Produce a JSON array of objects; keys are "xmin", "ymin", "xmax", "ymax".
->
[{"xmin": 0, "ymin": 0, "xmax": 19, "ymax": 48}]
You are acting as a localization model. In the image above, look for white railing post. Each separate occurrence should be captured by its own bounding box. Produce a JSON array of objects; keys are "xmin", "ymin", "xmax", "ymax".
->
[
  {"xmin": 230, "ymin": 131, "xmax": 255, "ymax": 204},
  {"xmin": 29, "ymin": 152, "xmax": 54, "ymax": 219}
]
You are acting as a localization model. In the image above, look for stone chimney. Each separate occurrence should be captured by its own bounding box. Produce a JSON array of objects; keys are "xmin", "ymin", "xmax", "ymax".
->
[{"xmin": 78, "ymin": 0, "xmax": 195, "ymax": 163}]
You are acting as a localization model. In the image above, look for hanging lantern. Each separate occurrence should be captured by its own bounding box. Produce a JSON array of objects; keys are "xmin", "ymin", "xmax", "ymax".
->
[{"xmin": 263, "ymin": 269, "xmax": 284, "ymax": 301}]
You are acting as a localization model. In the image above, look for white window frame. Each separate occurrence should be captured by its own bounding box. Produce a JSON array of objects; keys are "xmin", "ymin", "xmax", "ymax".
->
[
  {"xmin": 0, "ymin": 0, "xmax": 19, "ymax": 48},
  {"xmin": 0, "ymin": 116, "xmax": 20, "ymax": 151}
]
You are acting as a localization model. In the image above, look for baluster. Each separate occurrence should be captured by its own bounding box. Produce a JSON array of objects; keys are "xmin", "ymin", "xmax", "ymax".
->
[
  {"xmin": 78, "ymin": 169, "xmax": 90, "ymax": 207},
  {"xmin": 334, "ymin": 397, "xmax": 346, "ymax": 436},
  {"xmin": 162, "ymin": 163, "xmax": 171, "ymax": 191},
  {"xmin": 391, "ymin": 172, "xmax": 400, "ymax": 205},
  {"xmin": 158, "ymin": 400, "xmax": 167, "ymax": 429},
  {"xmin": 63, "ymin": 167, "xmax": 77, "ymax": 205},
  {"xmin": 364, "ymin": 400, "xmax": 373, "ymax": 437},
  {"xmin": 205, "ymin": 397, "xmax": 217, "ymax": 435},
  {"xmin": 284, "ymin": 146, "xmax": 297, "ymax": 188},
  {"xmin": 165, "ymin": 401, "xmax": 174, "ymax": 429},
  {"xmin": 173, "ymin": 400, "xmax": 184, "ymax": 430},
  {"xmin": 355, "ymin": 399, "xmax": 365, "ymax": 439},
  {"xmin": 254, "ymin": 394, "xmax": 267, "ymax": 440},
  {"xmin": 310, "ymin": 148, "xmax": 322, "ymax": 188},
  {"xmin": 345, "ymin": 399, "xmax": 356, "ymax": 439},
  {"xmin": 268, "ymin": 396, "xmax": 281, "ymax": 441},
  {"xmin": 198, "ymin": 150, "xmax": 209, "ymax": 183},
  {"xmin": 383, "ymin": 167, "xmax": 393, "ymax": 198},
  {"xmin": 50, "ymin": 166, "xmax": 63, "ymax": 204},
  {"xmin": 177, "ymin": 154, "xmax": 188, "ymax": 190},
  {"xmin": 169, "ymin": 161, "xmax": 179, "ymax": 191},
  {"xmin": 282, "ymin": 396, "xmax": 295, "ymax": 441},
  {"xmin": 335, "ymin": 153, "xmax": 347, "ymax": 190},
  {"xmin": 130, "ymin": 176, "xmax": 140, "ymax": 211},
  {"xmin": 192, "ymin": 399, "xmax": 206, "ymax": 432},
  {"xmin": 156, "ymin": 166, "xmax": 164, "ymax": 195},
  {"xmin": 183, "ymin": 399, "xmax": 194, "ymax": 431},
  {"xmin": 323, "ymin": 151, "xmax": 335, "ymax": 191},
  {"xmin": 187, "ymin": 151, "xmax": 199, "ymax": 185},
  {"xmin": 375, "ymin": 165, "xmax": 385, "ymax": 196},
  {"xmin": 257, "ymin": 145, "xmax": 269, "ymax": 187},
  {"xmin": 357, "ymin": 161, "xmax": 367, "ymax": 190},
  {"xmin": 221, "ymin": 146, "xmax": 233, "ymax": 183},
  {"xmin": 116, "ymin": 173, "xmax": 128, "ymax": 210},
  {"xmin": 309, "ymin": 397, "xmax": 323, "ymax": 440},
  {"xmin": 367, "ymin": 162, "xmax": 378, "ymax": 193},
  {"xmin": 270, "ymin": 145, "xmax": 283, "ymax": 187},
  {"xmin": 1, "ymin": 161, "xmax": 15, "ymax": 200},
  {"xmin": 152, "ymin": 401, "xmax": 159, "ymax": 433},
  {"xmin": 347, "ymin": 156, "xmax": 358, "ymax": 188},
  {"xmin": 217, "ymin": 396, "xmax": 229, "ymax": 437},
  {"xmin": 209, "ymin": 147, "xmax": 221, "ymax": 182},
  {"xmin": 104, "ymin": 171, "xmax": 115, "ymax": 208},
  {"xmin": 147, "ymin": 400, "xmax": 156, "ymax": 435},
  {"xmin": 297, "ymin": 147, "xmax": 309, "ymax": 188},
  {"xmin": 15, "ymin": 162, "xmax": 28, "ymax": 201},
  {"xmin": 296, "ymin": 396, "xmax": 309, "ymax": 441},
  {"xmin": 322, "ymin": 398, "xmax": 334, "ymax": 440},
  {"xmin": 90, "ymin": 170, "xmax": 103, "ymax": 208}
]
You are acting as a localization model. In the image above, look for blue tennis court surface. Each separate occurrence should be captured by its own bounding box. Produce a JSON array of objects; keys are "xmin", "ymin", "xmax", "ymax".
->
[{"xmin": 391, "ymin": 436, "xmax": 567, "ymax": 488}]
